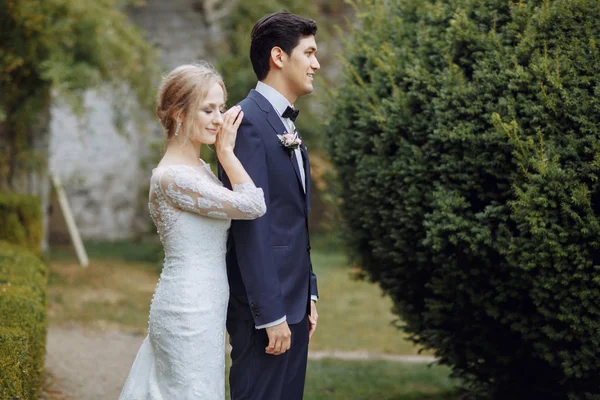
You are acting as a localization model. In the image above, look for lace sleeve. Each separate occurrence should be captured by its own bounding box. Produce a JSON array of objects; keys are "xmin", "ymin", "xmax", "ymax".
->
[{"xmin": 158, "ymin": 165, "xmax": 266, "ymax": 220}]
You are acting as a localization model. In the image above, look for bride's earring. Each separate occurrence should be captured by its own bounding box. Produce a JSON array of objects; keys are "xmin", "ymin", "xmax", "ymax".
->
[{"xmin": 174, "ymin": 122, "xmax": 182, "ymax": 136}]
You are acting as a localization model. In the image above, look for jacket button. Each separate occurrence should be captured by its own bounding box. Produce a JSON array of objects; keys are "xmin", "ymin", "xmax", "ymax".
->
[{"xmin": 307, "ymin": 245, "xmax": 311, "ymax": 252}]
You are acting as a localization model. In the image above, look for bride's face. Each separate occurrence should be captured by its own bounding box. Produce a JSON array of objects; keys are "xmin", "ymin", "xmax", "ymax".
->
[{"xmin": 191, "ymin": 82, "xmax": 225, "ymax": 145}]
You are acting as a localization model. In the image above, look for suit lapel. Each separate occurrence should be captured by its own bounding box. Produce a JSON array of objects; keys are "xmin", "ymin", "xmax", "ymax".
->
[
  {"xmin": 301, "ymin": 145, "xmax": 311, "ymax": 211},
  {"xmin": 289, "ymin": 150, "xmax": 304, "ymax": 194},
  {"xmin": 248, "ymin": 90, "xmax": 305, "ymax": 195}
]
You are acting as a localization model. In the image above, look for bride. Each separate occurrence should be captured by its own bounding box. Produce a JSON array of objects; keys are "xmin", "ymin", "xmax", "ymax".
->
[{"xmin": 119, "ymin": 63, "xmax": 266, "ymax": 399}]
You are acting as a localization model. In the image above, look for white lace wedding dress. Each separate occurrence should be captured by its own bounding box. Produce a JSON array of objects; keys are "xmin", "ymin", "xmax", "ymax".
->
[{"xmin": 119, "ymin": 161, "xmax": 266, "ymax": 400}]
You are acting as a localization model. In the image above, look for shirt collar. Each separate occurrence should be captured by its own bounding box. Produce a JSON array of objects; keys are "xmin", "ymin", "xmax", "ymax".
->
[{"xmin": 255, "ymin": 81, "xmax": 293, "ymax": 117}]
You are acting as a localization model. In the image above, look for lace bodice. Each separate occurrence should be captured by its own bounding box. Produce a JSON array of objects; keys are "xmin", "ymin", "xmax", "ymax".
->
[{"xmin": 148, "ymin": 162, "xmax": 266, "ymax": 240}]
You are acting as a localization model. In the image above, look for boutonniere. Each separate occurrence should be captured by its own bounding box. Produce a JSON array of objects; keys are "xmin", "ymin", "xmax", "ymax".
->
[{"xmin": 277, "ymin": 131, "xmax": 303, "ymax": 157}]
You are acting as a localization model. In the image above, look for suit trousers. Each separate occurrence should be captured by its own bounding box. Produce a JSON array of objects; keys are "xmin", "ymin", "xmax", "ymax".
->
[{"xmin": 227, "ymin": 315, "xmax": 309, "ymax": 400}]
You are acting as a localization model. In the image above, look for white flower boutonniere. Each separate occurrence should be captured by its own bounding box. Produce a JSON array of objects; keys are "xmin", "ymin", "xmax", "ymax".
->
[{"xmin": 277, "ymin": 131, "xmax": 303, "ymax": 157}]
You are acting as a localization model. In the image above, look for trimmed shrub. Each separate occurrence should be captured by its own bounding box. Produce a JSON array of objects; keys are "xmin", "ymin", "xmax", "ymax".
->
[
  {"xmin": 0, "ymin": 241, "xmax": 48, "ymax": 399},
  {"xmin": 326, "ymin": 0, "xmax": 600, "ymax": 398},
  {"xmin": 0, "ymin": 192, "xmax": 42, "ymax": 255}
]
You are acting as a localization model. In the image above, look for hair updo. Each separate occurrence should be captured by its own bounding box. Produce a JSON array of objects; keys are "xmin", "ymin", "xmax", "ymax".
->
[{"xmin": 156, "ymin": 62, "xmax": 227, "ymax": 141}]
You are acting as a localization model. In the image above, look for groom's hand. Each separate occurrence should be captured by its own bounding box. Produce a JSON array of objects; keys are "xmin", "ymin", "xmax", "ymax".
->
[
  {"xmin": 265, "ymin": 321, "xmax": 291, "ymax": 356},
  {"xmin": 308, "ymin": 300, "xmax": 318, "ymax": 342}
]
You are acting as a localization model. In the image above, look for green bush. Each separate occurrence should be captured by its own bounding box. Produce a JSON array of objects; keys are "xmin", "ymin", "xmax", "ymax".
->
[
  {"xmin": 0, "ymin": 192, "xmax": 42, "ymax": 255},
  {"xmin": 0, "ymin": 241, "xmax": 48, "ymax": 399},
  {"xmin": 326, "ymin": 0, "xmax": 600, "ymax": 398}
]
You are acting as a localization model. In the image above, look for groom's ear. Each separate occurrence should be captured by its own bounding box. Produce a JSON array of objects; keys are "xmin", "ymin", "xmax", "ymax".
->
[{"xmin": 270, "ymin": 46, "xmax": 286, "ymax": 70}]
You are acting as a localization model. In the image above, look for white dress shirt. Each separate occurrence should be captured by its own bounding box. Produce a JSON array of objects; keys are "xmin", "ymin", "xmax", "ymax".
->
[
  {"xmin": 253, "ymin": 82, "xmax": 317, "ymax": 330},
  {"xmin": 255, "ymin": 81, "xmax": 305, "ymax": 192}
]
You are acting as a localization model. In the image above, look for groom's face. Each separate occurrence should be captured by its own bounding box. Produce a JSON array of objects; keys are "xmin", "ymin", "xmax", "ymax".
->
[{"xmin": 282, "ymin": 35, "xmax": 320, "ymax": 98}]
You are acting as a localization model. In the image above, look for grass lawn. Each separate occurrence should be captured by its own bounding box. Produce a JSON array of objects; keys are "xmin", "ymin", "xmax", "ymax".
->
[
  {"xmin": 303, "ymin": 360, "xmax": 458, "ymax": 400},
  {"xmin": 47, "ymin": 257, "xmax": 157, "ymax": 332},
  {"xmin": 309, "ymin": 238, "xmax": 428, "ymax": 354}
]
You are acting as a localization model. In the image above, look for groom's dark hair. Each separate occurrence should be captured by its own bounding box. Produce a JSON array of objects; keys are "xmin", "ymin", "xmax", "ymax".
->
[{"xmin": 250, "ymin": 11, "xmax": 318, "ymax": 81}]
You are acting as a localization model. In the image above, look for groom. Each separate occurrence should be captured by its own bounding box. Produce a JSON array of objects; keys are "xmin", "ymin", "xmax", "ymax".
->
[{"xmin": 219, "ymin": 10, "xmax": 320, "ymax": 400}]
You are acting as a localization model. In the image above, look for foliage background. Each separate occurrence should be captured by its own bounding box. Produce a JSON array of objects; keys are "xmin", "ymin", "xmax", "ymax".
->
[
  {"xmin": 0, "ymin": 0, "xmax": 157, "ymax": 191},
  {"xmin": 326, "ymin": 0, "xmax": 600, "ymax": 398}
]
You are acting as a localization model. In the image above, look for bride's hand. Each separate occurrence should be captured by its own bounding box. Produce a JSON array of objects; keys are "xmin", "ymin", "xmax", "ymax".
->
[{"xmin": 215, "ymin": 105, "xmax": 243, "ymax": 155}]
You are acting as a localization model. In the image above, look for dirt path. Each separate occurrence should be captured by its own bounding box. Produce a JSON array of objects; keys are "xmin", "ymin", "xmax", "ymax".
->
[
  {"xmin": 44, "ymin": 325, "xmax": 436, "ymax": 400},
  {"xmin": 44, "ymin": 326, "xmax": 143, "ymax": 400}
]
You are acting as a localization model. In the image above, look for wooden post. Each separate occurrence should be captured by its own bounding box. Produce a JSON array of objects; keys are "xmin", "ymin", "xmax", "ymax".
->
[{"xmin": 50, "ymin": 174, "xmax": 89, "ymax": 267}]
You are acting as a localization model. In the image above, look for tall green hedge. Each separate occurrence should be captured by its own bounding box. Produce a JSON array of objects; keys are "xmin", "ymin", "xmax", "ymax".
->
[
  {"xmin": 0, "ymin": 241, "xmax": 48, "ymax": 399},
  {"xmin": 327, "ymin": 0, "xmax": 600, "ymax": 398},
  {"xmin": 0, "ymin": 192, "xmax": 42, "ymax": 255}
]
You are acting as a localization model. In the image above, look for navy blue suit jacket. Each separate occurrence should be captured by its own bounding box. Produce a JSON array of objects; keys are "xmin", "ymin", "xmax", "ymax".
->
[{"xmin": 219, "ymin": 89, "xmax": 318, "ymax": 327}]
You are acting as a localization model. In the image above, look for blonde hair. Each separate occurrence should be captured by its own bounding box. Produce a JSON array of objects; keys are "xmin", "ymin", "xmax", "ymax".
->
[{"xmin": 156, "ymin": 62, "xmax": 227, "ymax": 141}]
